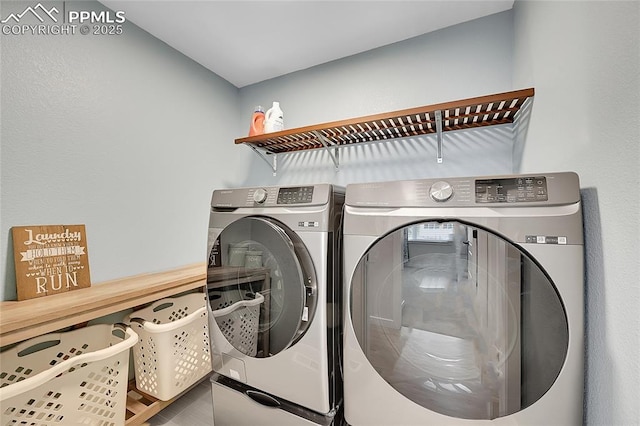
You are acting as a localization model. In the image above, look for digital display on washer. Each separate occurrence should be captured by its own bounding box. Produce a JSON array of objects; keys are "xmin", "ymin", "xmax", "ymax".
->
[
  {"xmin": 277, "ymin": 186, "xmax": 314, "ymax": 204},
  {"xmin": 475, "ymin": 177, "xmax": 548, "ymax": 203}
]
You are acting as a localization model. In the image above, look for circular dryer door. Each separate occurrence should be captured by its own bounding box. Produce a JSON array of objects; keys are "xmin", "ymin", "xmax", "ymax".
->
[
  {"xmin": 207, "ymin": 216, "xmax": 316, "ymax": 358},
  {"xmin": 350, "ymin": 220, "xmax": 569, "ymax": 420}
]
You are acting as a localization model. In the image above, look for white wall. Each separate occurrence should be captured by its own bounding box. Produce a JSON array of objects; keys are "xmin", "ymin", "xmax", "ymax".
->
[
  {"xmin": 237, "ymin": 11, "xmax": 517, "ymax": 187},
  {"xmin": 513, "ymin": 1, "xmax": 639, "ymax": 424},
  {"xmin": 0, "ymin": 1, "xmax": 250, "ymax": 300}
]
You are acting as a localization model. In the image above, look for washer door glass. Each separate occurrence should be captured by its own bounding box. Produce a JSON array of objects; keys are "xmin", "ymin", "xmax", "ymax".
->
[
  {"xmin": 350, "ymin": 221, "xmax": 569, "ymax": 420},
  {"xmin": 207, "ymin": 216, "xmax": 316, "ymax": 358}
]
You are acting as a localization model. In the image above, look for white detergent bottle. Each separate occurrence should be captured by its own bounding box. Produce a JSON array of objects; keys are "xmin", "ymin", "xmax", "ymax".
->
[{"xmin": 264, "ymin": 101, "xmax": 284, "ymax": 133}]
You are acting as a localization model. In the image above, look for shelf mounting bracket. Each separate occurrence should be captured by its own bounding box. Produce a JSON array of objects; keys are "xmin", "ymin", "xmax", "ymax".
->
[
  {"xmin": 247, "ymin": 144, "xmax": 277, "ymax": 175},
  {"xmin": 435, "ymin": 110, "xmax": 443, "ymax": 163},
  {"xmin": 312, "ymin": 131, "xmax": 340, "ymax": 170}
]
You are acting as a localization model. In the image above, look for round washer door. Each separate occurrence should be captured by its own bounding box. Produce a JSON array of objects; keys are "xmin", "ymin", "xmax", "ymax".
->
[
  {"xmin": 207, "ymin": 216, "xmax": 316, "ymax": 358},
  {"xmin": 349, "ymin": 220, "xmax": 569, "ymax": 420}
]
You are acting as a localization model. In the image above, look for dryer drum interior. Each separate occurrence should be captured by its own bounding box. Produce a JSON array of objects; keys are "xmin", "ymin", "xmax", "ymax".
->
[
  {"xmin": 208, "ymin": 216, "xmax": 317, "ymax": 358},
  {"xmin": 350, "ymin": 220, "xmax": 568, "ymax": 420}
]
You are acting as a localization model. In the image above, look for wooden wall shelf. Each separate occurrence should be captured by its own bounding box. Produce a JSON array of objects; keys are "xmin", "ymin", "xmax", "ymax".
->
[{"xmin": 236, "ymin": 87, "xmax": 534, "ymax": 171}]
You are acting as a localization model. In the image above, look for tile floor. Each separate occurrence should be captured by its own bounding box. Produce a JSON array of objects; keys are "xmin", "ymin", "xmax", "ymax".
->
[{"xmin": 147, "ymin": 377, "xmax": 214, "ymax": 425}]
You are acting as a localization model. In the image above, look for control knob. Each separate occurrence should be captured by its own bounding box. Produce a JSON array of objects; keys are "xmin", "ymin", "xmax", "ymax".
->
[
  {"xmin": 430, "ymin": 181, "xmax": 454, "ymax": 202},
  {"xmin": 253, "ymin": 188, "xmax": 268, "ymax": 204}
]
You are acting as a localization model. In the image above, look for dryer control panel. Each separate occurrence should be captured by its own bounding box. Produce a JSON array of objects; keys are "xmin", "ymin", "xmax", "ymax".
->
[
  {"xmin": 345, "ymin": 172, "xmax": 580, "ymax": 208},
  {"xmin": 475, "ymin": 176, "xmax": 548, "ymax": 203}
]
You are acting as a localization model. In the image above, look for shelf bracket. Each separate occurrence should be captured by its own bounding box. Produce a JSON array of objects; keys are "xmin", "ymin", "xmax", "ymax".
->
[
  {"xmin": 435, "ymin": 110, "xmax": 443, "ymax": 163},
  {"xmin": 247, "ymin": 144, "xmax": 277, "ymax": 175},
  {"xmin": 312, "ymin": 131, "xmax": 340, "ymax": 170}
]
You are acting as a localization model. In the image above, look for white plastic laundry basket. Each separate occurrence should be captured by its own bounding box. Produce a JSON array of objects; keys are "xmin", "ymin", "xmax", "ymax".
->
[
  {"xmin": 210, "ymin": 290, "xmax": 264, "ymax": 357},
  {"xmin": 126, "ymin": 292, "xmax": 212, "ymax": 401},
  {"xmin": 0, "ymin": 323, "xmax": 137, "ymax": 426}
]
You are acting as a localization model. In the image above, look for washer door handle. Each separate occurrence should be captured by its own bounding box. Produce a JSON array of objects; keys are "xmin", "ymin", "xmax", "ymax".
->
[{"xmin": 246, "ymin": 390, "xmax": 281, "ymax": 408}]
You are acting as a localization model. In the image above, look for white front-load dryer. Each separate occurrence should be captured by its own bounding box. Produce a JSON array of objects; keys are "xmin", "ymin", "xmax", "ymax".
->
[
  {"xmin": 206, "ymin": 184, "xmax": 344, "ymax": 425},
  {"xmin": 343, "ymin": 172, "xmax": 584, "ymax": 425}
]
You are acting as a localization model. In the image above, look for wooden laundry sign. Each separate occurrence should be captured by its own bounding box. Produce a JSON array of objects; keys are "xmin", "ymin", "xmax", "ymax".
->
[{"xmin": 12, "ymin": 224, "xmax": 91, "ymax": 300}]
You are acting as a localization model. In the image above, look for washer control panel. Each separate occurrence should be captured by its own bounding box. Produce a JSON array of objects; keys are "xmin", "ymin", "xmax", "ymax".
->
[
  {"xmin": 475, "ymin": 176, "xmax": 548, "ymax": 203},
  {"xmin": 211, "ymin": 184, "xmax": 331, "ymax": 208},
  {"xmin": 277, "ymin": 186, "xmax": 315, "ymax": 204}
]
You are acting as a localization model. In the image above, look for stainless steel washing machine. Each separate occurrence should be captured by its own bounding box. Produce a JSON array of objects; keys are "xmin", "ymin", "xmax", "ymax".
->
[
  {"xmin": 206, "ymin": 184, "xmax": 344, "ymax": 425},
  {"xmin": 343, "ymin": 172, "xmax": 584, "ymax": 425}
]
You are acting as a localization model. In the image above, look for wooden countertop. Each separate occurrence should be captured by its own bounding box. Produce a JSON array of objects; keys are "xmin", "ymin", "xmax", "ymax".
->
[{"xmin": 0, "ymin": 262, "xmax": 206, "ymax": 347}]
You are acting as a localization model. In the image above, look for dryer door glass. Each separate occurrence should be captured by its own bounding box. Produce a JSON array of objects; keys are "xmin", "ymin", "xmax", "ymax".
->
[
  {"xmin": 350, "ymin": 221, "xmax": 569, "ymax": 420},
  {"xmin": 207, "ymin": 216, "xmax": 317, "ymax": 357}
]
